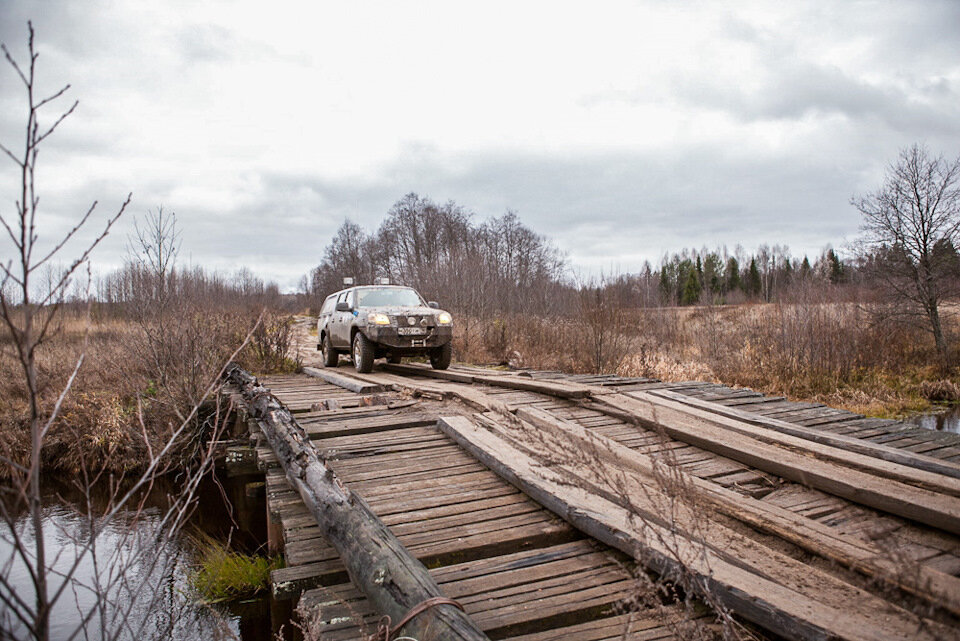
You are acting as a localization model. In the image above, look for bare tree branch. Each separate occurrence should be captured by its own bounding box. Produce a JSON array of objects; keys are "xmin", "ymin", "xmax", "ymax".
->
[
  {"xmin": 37, "ymin": 195, "xmax": 130, "ymax": 309},
  {"xmin": 33, "ymin": 201, "xmax": 99, "ymax": 270},
  {"xmin": 34, "ymin": 84, "xmax": 71, "ymax": 110},
  {"xmin": 34, "ymin": 100, "xmax": 79, "ymax": 146}
]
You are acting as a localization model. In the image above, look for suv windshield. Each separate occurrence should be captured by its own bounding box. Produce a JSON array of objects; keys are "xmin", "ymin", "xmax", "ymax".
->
[{"xmin": 356, "ymin": 287, "xmax": 424, "ymax": 308}]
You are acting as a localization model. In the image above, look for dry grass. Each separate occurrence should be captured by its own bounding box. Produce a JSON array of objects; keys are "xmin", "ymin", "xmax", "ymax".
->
[
  {"xmin": 454, "ymin": 300, "xmax": 960, "ymax": 419},
  {"xmin": 0, "ymin": 308, "xmax": 300, "ymax": 476},
  {"xmin": 1, "ymin": 315, "xmax": 146, "ymax": 474}
]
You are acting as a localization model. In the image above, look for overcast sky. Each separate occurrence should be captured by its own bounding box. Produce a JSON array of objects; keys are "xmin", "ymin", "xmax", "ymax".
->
[{"xmin": 2, "ymin": 1, "xmax": 959, "ymax": 289}]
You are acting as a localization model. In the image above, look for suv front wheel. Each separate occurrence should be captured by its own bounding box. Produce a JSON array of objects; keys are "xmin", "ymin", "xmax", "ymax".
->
[
  {"xmin": 430, "ymin": 342, "xmax": 452, "ymax": 370},
  {"xmin": 353, "ymin": 332, "xmax": 375, "ymax": 373}
]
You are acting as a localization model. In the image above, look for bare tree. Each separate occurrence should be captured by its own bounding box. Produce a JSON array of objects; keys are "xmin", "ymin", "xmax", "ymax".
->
[
  {"xmin": 128, "ymin": 206, "xmax": 180, "ymax": 305},
  {"xmin": 0, "ymin": 24, "xmax": 245, "ymax": 641},
  {"xmin": 853, "ymin": 144, "xmax": 960, "ymax": 368},
  {"xmin": 0, "ymin": 24, "xmax": 129, "ymax": 641}
]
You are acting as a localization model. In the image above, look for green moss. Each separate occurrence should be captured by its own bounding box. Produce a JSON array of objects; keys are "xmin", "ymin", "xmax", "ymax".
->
[{"xmin": 189, "ymin": 537, "xmax": 284, "ymax": 603}]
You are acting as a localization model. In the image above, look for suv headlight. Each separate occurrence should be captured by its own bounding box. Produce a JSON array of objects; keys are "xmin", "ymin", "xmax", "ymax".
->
[
  {"xmin": 437, "ymin": 312, "xmax": 452, "ymax": 324},
  {"xmin": 367, "ymin": 312, "xmax": 391, "ymax": 325}
]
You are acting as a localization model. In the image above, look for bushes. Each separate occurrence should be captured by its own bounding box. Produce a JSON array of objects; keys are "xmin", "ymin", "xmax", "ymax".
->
[
  {"xmin": 452, "ymin": 299, "xmax": 956, "ymax": 417},
  {"xmin": 241, "ymin": 312, "xmax": 301, "ymax": 374},
  {"xmin": 0, "ymin": 306, "xmax": 302, "ymax": 478},
  {"xmin": 920, "ymin": 379, "xmax": 960, "ymax": 403}
]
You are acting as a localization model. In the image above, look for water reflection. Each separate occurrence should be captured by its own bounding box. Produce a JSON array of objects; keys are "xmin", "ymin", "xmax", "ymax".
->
[
  {"xmin": 907, "ymin": 405, "xmax": 960, "ymax": 434},
  {"xmin": 0, "ymin": 473, "xmax": 279, "ymax": 641}
]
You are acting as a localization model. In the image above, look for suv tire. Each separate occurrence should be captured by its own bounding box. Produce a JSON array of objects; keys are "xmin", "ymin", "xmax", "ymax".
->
[
  {"xmin": 353, "ymin": 332, "xmax": 375, "ymax": 373},
  {"xmin": 429, "ymin": 342, "xmax": 452, "ymax": 370},
  {"xmin": 321, "ymin": 333, "xmax": 338, "ymax": 367}
]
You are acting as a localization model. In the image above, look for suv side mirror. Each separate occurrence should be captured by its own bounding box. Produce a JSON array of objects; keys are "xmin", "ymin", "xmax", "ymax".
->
[
  {"xmin": 335, "ymin": 302, "xmax": 351, "ymax": 312},
  {"xmin": 428, "ymin": 301, "xmax": 439, "ymax": 309}
]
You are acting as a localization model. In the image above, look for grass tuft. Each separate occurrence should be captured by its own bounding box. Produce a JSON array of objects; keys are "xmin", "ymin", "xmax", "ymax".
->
[{"xmin": 189, "ymin": 535, "xmax": 283, "ymax": 603}]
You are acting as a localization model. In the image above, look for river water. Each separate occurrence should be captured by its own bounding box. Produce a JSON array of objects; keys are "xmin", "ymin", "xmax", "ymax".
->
[
  {"xmin": 906, "ymin": 405, "xmax": 960, "ymax": 434},
  {"xmin": 0, "ymin": 471, "xmax": 282, "ymax": 641}
]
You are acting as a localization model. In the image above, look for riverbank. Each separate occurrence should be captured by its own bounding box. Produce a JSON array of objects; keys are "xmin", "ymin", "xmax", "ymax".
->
[
  {"xmin": 0, "ymin": 306, "xmax": 297, "ymax": 639},
  {"xmin": 0, "ymin": 311, "xmax": 299, "ymax": 477}
]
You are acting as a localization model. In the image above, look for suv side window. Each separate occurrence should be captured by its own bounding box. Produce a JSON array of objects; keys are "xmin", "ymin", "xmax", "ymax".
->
[
  {"xmin": 320, "ymin": 295, "xmax": 336, "ymax": 314},
  {"xmin": 336, "ymin": 291, "xmax": 348, "ymax": 307}
]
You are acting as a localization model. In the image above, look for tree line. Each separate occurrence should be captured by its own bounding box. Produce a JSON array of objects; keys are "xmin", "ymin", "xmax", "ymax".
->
[
  {"xmin": 304, "ymin": 195, "xmax": 863, "ymax": 313},
  {"xmin": 302, "ymin": 192, "xmax": 570, "ymax": 317}
]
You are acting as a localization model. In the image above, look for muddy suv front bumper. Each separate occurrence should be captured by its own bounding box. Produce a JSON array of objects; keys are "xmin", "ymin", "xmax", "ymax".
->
[{"xmin": 363, "ymin": 324, "xmax": 453, "ymax": 353}]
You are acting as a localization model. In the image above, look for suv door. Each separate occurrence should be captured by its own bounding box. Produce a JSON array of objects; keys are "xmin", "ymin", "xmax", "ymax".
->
[
  {"xmin": 332, "ymin": 290, "xmax": 353, "ymax": 348},
  {"xmin": 318, "ymin": 294, "xmax": 337, "ymax": 345}
]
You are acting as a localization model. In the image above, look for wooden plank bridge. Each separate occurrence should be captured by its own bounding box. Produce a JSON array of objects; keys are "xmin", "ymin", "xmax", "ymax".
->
[{"xmin": 226, "ymin": 361, "xmax": 960, "ymax": 641}]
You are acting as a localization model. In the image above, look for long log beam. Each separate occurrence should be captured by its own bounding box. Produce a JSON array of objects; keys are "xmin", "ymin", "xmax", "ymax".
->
[
  {"xmin": 649, "ymin": 388, "xmax": 960, "ymax": 479},
  {"xmin": 225, "ymin": 365, "xmax": 489, "ymax": 641}
]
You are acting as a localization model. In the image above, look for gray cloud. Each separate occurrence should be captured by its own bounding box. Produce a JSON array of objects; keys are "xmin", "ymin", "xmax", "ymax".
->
[
  {"xmin": 213, "ymin": 143, "xmax": 866, "ymax": 286},
  {"xmin": 2, "ymin": 1, "xmax": 959, "ymax": 292}
]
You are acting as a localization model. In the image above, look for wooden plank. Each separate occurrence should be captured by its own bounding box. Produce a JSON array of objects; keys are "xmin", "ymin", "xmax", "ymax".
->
[
  {"xmin": 511, "ymin": 406, "xmax": 960, "ymax": 615},
  {"xmin": 382, "ymin": 362, "xmax": 477, "ymax": 383},
  {"xmin": 720, "ymin": 396, "xmax": 788, "ymax": 408},
  {"xmin": 384, "ymin": 362, "xmax": 593, "ymax": 398},
  {"xmin": 649, "ymin": 389, "xmax": 960, "ymax": 481},
  {"xmin": 591, "ymin": 392, "xmax": 960, "ymax": 533},
  {"xmin": 438, "ymin": 415, "xmax": 954, "ymax": 641},
  {"xmin": 503, "ymin": 611, "xmax": 713, "ymax": 641},
  {"xmin": 302, "ymin": 365, "xmax": 387, "ymax": 393},
  {"xmin": 295, "ymin": 399, "xmax": 419, "ymax": 422},
  {"xmin": 302, "ymin": 413, "xmax": 436, "ymax": 439}
]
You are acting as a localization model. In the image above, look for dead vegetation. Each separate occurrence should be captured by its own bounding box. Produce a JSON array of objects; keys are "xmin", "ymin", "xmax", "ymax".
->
[
  {"xmin": 447, "ymin": 296, "xmax": 959, "ymax": 419},
  {"xmin": 0, "ymin": 306, "xmax": 298, "ymax": 477}
]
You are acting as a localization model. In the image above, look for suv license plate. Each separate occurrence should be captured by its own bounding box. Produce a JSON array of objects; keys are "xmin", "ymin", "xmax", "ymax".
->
[{"xmin": 397, "ymin": 327, "xmax": 426, "ymax": 336}]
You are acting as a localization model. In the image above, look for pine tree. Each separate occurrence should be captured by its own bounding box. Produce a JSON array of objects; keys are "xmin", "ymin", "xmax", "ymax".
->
[
  {"xmin": 682, "ymin": 268, "xmax": 702, "ymax": 305},
  {"xmin": 746, "ymin": 258, "xmax": 762, "ymax": 297},
  {"xmin": 826, "ymin": 249, "xmax": 844, "ymax": 284},
  {"xmin": 725, "ymin": 257, "xmax": 741, "ymax": 292}
]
